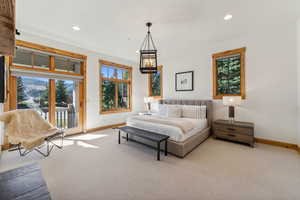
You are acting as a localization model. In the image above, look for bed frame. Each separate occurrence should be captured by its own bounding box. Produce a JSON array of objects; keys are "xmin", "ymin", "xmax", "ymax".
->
[{"xmin": 129, "ymin": 99, "xmax": 213, "ymax": 158}]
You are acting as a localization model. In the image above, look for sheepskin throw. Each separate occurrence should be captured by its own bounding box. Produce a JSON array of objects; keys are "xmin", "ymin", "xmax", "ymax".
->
[
  {"xmin": 0, "ymin": 0, "xmax": 16, "ymax": 56},
  {"xmin": 0, "ymin": 109, "xmax": 58, "ymax": 149}
]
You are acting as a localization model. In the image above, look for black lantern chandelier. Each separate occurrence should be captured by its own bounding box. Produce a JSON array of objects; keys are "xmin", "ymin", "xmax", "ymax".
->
[{"xmin": 139, "ymin": 22, "xmax": 158, "ymax": 74}]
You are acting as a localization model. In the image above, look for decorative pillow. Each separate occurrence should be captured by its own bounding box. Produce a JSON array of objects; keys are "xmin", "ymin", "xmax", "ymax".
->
[
  {"xmin": 199, "ymin": 105, "xmax": 207, "ymax": 119},
  {"xmin": 166, "ymin": 105, "xmax": 182, "ymax": 118},
  {"xmin": 182, "ymin": 105, "xmax": 207, "ymax": 119},
  {"xmin": 182, "ymin": 105, "xmax": 198, "ymax": 119}
]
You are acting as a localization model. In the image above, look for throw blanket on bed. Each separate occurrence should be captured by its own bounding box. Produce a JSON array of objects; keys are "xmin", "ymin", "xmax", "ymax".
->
[
  {"xmin": 128, "ymin": 115, "xmax": 196, "ymax": 134},
  {"xmin": 0, "ymin": 109, "xmax": 58, "ymax": 149}
]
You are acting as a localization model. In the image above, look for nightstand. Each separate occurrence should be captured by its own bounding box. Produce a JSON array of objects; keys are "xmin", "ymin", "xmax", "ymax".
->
[{"xmin": 213, "ymin": 119, "xmax": 255, "ymax": 147}]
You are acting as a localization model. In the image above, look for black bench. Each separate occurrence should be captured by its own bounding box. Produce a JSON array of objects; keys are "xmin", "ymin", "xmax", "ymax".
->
[{"xmin": 116, "ymin": 126, "xmax": 169, "ymax": 161}]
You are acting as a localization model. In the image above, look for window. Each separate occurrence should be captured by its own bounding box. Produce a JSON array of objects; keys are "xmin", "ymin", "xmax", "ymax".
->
[
  {"xmin": 13, "ymin": 48, "xmax": 50, "ymax": 69},
  {"xmin": 148, "ymin": 65, "xmax": 163, "ymax": 98},
  {"xmin": 13, "ymin": 45, "xmax": 82, "ymax": 74},
  {"xmin": 9, "ymin": 40, "xmax": 86, "ymax": 135},
  {"xmin": 212, "ymin": 47, "xmax": 246, "ymax": 99},
  {"xmin": 55, "ymin": 56, "xmax": 81, "ymax": 73},
  {"xmin": 100, "ymin": 60, "xmax": 132, "ymax": 114}
]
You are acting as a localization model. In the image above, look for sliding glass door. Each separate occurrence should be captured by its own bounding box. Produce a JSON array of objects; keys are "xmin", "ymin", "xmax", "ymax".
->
[
  {"xmin": 55, "ymin": 80, "xmax": 79, "ymax": 130},
  {"xmin": 16, "ymin": 76, "xmax": 50, "ymax": 120},
  {"xmin": 15, "ymin": 76, "xmax": 81, "ymax": 134}
]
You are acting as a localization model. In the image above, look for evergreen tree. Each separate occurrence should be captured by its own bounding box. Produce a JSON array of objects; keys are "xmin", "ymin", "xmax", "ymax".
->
[
  {"xmin": 151, "ymin": 72, "xmax": 161, "ymax": 96},
  {"xmin": 40, "ymin": 87, "xmax": 49, "ymax": 108},
  {"xmin": 56, "ymin": 80, "xmax": 68, "ymax": 107},
  {"xmin": 17, "ymin": 77, "xmax": 27, "ymax": 102},
  {"xmin": 17, "ymin": 77, "xmax": 29, "ymax": 109},
  {"xmin": 102, "ymin": 81, "xmax": 115, "ymax": 110}
]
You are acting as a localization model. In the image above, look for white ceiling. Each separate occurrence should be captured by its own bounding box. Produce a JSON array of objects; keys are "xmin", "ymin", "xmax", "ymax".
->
[{"xmin": 17, "ymin": 0, "xmax": 300, "ymax": 61}]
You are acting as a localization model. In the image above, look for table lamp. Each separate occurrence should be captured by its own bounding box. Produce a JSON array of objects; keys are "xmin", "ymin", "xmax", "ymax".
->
[
  {"xmin": 144, "ymin": 97, "xmax": 154, "ymax": 113},
  {"xmin": 223, "ymin": 96, "xmax": 242, "ymax": 123}
]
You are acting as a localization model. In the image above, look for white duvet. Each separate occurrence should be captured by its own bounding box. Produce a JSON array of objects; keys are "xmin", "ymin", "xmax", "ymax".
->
[{"xmin": 127, "ymin": 115, "xmax": 207, "ymax": 142}]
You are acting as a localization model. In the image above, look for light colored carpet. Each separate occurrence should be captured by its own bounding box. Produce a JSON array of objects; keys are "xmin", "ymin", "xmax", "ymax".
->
[{"xmin": 1, "ymin": 129, "xmax": 300, "ymax": 200}]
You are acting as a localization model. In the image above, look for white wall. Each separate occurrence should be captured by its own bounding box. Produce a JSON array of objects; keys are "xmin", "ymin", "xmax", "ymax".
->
[
  {"xmin": 14, "ymin": 32, "xmax": 147, "ymax": 130},
  {"xmin": 297, "ymin": 19, "xmax": 300, "ymax": 146},
  {"xmin": 162, "ymin": 23, "xmax": 298, "ymax": 144}
]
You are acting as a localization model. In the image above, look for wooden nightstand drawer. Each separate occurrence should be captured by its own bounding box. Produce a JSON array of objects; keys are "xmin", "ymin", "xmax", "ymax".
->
[
  {"xmin": 214, "ymin": 130, "xmax": 254, "ymax": 144},
  {"xmin": 214, "ymin": 124, "xmax": 253, "ymax": 136},
  {"xmin": 213, "ymin": 120, "xmax": 255, "ymax": 147}
]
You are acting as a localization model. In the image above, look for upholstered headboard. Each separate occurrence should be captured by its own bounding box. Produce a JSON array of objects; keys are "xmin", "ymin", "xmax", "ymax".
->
[{"xmin": 158, "ymin": 99, "xmax": 213, "ymax": 127}]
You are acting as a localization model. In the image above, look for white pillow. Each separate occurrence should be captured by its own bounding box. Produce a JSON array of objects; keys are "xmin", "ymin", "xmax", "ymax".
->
[
  {"xmin": 182, "ymin": 105, "xmax": 198, "ymax": 119},
  {"xmin": 158, "ymin": 104, "xmax": 167, "ymax": 116},
  {"xmin": 182, "ymin": 105, "xmax": 207, "ymax": 119},
  {"xmin": 166, "ymin": 105, "xmax": 182, "ymax": 118},
  {"xmin": 200, "ymin": 105, "xmax": 207, "ymax": 119}
]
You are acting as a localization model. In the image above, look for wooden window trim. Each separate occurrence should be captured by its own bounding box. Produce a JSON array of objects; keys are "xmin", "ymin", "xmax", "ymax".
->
[
  {"xmin": 99, "ymin": 60, "xmax": 132, "ymax": 114},
  {"xmin": 10, "ymin": 65, "xmax": 83, "ymax": 77},
  {"xmin": 148, "ymin": 65, "xmax": 163, "ymax": 99},
  {"xmin": 212, "ymin": 47, "xmax": 246, "ymax": 99},
  {"xmin": 99, "ymin": 59, "xmax": 132, "ymax": 70},
  {"xmin": 14, "ymin": 40, "xmax": 85, "ymax": 75},
  {"xmin": 16, "ymin": 40, "xmax": 87, "ymax": 60},
  {"xmin": 5, "ymin": 40, "xmax": 87, "ymax": 130}
]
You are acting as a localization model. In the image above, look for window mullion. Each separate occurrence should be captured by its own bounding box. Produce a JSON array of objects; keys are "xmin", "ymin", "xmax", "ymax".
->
[
  {"xmin": 115, "ymin": 81, "xmax": 118, "ymax": 109},
  {"xmin": 31, "ymin": 53, "xmax": 34, "ymax": 68}
]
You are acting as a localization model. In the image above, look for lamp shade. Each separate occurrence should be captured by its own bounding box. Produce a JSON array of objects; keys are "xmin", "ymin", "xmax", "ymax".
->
[{"xmin": 223, "ymin": 96, "xmax": 242, "ymax": 106}]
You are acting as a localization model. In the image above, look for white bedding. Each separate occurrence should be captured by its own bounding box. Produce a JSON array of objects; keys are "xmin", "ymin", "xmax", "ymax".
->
[{"xmin": 127, "ymin": 115, "xmax": 207, "ymax": 142}]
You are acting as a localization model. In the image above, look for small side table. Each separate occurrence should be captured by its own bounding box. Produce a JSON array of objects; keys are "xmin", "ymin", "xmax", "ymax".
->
[{"xmin": 213, "ymin": 119, "xmax": 255, "ymax": 147}]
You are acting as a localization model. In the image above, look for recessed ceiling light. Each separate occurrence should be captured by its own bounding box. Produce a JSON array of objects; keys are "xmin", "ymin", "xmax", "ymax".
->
[
  {"xmin": 224, "ymin": 14, "xmax": 233, "ymax": 21},
  {"xmin": 72, "ymin": 25, "xmax": 80, "ymax": 31},
  {"xmin": 136, "ymin": 50, "xmax": 139, "ymax": 54}
]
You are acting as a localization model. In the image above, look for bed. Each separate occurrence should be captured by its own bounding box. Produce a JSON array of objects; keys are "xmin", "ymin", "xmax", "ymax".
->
[{"xmin": 127, "ymin": 99, "xmax": 212, "ymax": 158}]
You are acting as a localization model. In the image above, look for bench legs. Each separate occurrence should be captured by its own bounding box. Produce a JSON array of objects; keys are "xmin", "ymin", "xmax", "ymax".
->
[
  {"xmin": 165, "ymin": 140, "xmax": 168, "ymax": 156},
  {"xmin": 118, "ymin": 131, "xmax": 129, "ymax": 143},
  {"xmin": 118, "ymin": 130, "xmax": 169, "ymax": 161},
  {"xmin": 157, "ymin": 140, "xmax": 168, "ymax": 161},
  {"xmin": 118, "ymin": 130, "xmax": 121, "ymax": 144},
  {"xmin": 157, "ymin": 142, "xmax": 161, "ymax": 161}
]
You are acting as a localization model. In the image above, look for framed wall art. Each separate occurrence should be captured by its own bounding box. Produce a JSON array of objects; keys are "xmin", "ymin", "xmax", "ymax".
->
[
  {"xmin": 212, "ymin": 47, "xmax": 246, "ymax": 99},
  {"xmin": 175, "ymin": 71, "xmax": 194, "ymax": 91}
]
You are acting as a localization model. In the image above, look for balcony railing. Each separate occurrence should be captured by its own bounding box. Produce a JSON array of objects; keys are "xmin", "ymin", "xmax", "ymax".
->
[{"xmin": 39, "ymin": 104, "xmax": 77, "ymax": 129}]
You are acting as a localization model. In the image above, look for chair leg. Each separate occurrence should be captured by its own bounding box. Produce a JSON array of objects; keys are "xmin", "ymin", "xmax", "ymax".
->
[
  {"xmin": 17, "ymin": 144, "xmax": 33, "ymax": 157},
  {"xmin": 34, "ymin": 141, "xmax": 54, "ymax": 157},
  {"xmin": 14, "ymin": 131, "xmax": 64, "ymax": 157}
]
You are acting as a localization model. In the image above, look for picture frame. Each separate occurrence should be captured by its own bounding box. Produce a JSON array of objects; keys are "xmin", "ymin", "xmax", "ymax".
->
[
  {"xmin": 212, "ymin": 47, "xmax": 246, "ymax": 99},
  {"xmin": 175, "ymin": 71, "xmax": 194, "ymax": 91}
]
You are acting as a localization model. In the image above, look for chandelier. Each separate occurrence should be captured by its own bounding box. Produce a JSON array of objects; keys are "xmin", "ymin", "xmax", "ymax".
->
[{"xmin": 139, "ymin": 22, "xmax": 158, "ymax": 74}]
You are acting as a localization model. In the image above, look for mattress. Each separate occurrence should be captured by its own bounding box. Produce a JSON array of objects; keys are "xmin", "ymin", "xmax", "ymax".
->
[{"xmin": 126, "ymin": 116, "xmax": 207, "ymax": 142}]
